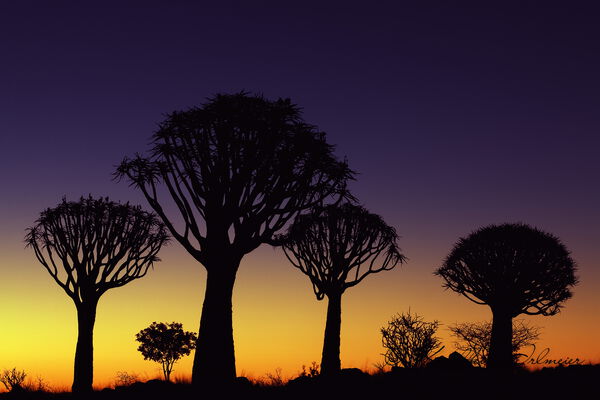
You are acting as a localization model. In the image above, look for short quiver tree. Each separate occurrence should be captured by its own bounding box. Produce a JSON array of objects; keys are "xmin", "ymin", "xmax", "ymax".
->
[
  {"xmin": 380, "ymin": 310, "xmax": 444, "ymax": 368},
  {"xmin": 136, "ymin": 322, "xmax": 197, "ymax": 381},
  {"xmin": 26, "ymin": 196, "xmax": 168, "ymax": 393},
  {"xmin": 435, "ymin": 223, "xmax": 577, "ymax": 369},
  {"xmin": 280, "ymin": 203, "xmax": 405, "ymax": 375}
]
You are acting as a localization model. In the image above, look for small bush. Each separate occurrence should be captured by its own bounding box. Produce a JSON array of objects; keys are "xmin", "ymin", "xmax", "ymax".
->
[
  {"xmin": 135, "ymin": 321, "xmax": 197, "ymax": 382},
  {"xmin": 372, "ymin": 361, "xmax": 388, "ymax": 374},
  {"xmin": 0, "ymin": 368, "xmax": 27, "ymax": 392},
  {"xmin": 381, "ymin": 310, "xmax": 444, "ymax": 368},
  {"xmin": 264, "ymin": 367, "xmax": 285, "ymax": 386},
  {"xmin": 298, "ymin": 361, "xmax": 320, "ymax": 378},
  {"xmin": 23, "ymin": 375, "xmax": 50, "ymax": 392},
  {"xmin": 115, "ymin": 371, "xmax": 139, "ymax": 387}
]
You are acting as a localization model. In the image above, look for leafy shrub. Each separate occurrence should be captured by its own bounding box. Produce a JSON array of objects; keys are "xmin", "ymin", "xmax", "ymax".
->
[{"xmin": 135, "ymin": 321, "xmax": 197, "ymax": 381}]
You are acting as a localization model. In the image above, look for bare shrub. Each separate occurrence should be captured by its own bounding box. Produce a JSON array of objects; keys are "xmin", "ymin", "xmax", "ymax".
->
[
  {"xmin": 449, "ymin": 320, "xmax": 541, "ymax": 367},
  {"xmin": 0, "ymin": 368, "xmax": 27, "ymax": 392},
  {"xmin": 381, "ymin": 310, "xmax": 444, "ymax": 368},
  {"xmin": 298, "ymin": 361, "xmax": 320, "ymax": 378},
  {"xmin": 115, "ymin": 371, "xmax": 139, "ymax": 387}
]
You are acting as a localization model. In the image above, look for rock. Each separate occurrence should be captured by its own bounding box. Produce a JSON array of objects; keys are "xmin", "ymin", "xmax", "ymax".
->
[
  {"xmin": 427, "ymin": 355, "xmax": 450, "ymax": 369},
  {"xmin": 427, "ymin": 352, "xmax": 473, "ymax": 369},
  {"xmin": 340, "ymin": 368, "xmax": 365, "ymax": 377},
  {"xmin": 448, "ymin": 351, "xmax": 473, "ymax": 368}
]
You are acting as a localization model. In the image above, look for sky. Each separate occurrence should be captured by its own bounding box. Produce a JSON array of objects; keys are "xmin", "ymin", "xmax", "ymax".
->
[{"xmin": 0, "ymin": 1, "xmax": 599, "ymax": 390}]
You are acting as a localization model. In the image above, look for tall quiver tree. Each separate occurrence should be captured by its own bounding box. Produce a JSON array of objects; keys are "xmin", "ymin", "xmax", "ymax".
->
[
  {"xmin": 115, "ymin": 93, "xmax": 353, "ymax": 384},
  {"xmin": 26, "ymin": 196, "xmax": 168, "ymax": 393},
  {"xmin": 435, "ymin": 223, "xmax": 577, "ymax": 369},
  {"xmin": 280, "ymin": 203, "xmax": 405, "ymax": 376}
]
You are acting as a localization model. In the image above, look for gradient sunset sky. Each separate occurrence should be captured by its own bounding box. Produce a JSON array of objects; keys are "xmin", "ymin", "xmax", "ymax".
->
[{"xmin": 1, "ymin": 1, "xmax": 599, "ymax": 389}]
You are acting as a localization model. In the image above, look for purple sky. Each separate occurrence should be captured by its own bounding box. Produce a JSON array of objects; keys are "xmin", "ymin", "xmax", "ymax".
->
[{"xmin": 1, "ymin": 1, "xmax": 598, "ymax": 302}]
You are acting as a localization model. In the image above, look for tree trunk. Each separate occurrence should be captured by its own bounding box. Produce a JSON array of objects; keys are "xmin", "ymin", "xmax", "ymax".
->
[
  {"xmin": 488, "ymin": 309, "xmax": 513, "ymax": 369},
  {"xmin": 72, "ymin": 300, "xmax": 98, "ymax": 393},
  {"xmin": 192, "ymin": 263, "xmax": 239, "ymax": 386},
  {"xmin": 164, "ymin": 365, "xmax": 170, "ymax": 382},
  {"xmin": 320, "ymin": 291, "xmax": 342, "ymax": 376}
]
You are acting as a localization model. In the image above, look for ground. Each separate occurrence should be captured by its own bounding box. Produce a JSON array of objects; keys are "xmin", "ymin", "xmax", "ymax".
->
[{"xmin": 0, "ymin": 365, "xmax": 597, "ymax": 399}]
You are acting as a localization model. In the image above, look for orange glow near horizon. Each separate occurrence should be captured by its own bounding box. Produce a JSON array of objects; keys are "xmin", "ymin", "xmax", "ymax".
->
[{"xmin": 1, "ymin": 238, "xmax": 598, "ymax": 392}]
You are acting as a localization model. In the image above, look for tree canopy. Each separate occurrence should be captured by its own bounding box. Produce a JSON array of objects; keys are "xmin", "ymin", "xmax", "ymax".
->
[
  {"xmin": 26, "ymin": 196, "xmax": 169, "ymax": 304},
  {"xmin": 115, "ymin": 92, "xmax": 354, "ymax": 263},
  {"xmin": 281, "ymin": 203, "xmax": 405, "ymax": 300},
  {"xmin": 435, "ymin": 223, "xmax": 577, "ymax": 317}
]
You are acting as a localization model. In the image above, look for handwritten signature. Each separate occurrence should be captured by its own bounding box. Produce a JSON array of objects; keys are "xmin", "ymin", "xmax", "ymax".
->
[{"xmin": 521, "ymin": 344, "xmax": 584, "ymax": 366}]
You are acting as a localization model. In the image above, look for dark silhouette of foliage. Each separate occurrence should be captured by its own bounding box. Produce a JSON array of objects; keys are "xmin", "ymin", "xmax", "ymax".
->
[
  {"xmin": 449, "ymin": 320, "xmax": 541, "ymax": 367},
  {"xmin": 263, "ymin": 368, "xmax": 286, "ymax": 387},
  {"xmin": 136, "ymin": 322, "xmax": 197, "ymax": 382},
  {"xmin": 115, "ymin": 92, "xmax": 354, "ymax": 384},
  {"xmin": 380, "ymin": 310, "xmax": 444, "ymax": 368},
  {"xmin": 0, "ymin": 368, "xmax": 27, "ymax": 392},
  {"xmin": 114, "ymin": 371, "xmax": 139, "ymax": 387},
  {"xmin": 280, "ymin": 203, "xmax": 405, "ymax": 375},
  {"xmin": 435, "ymin": 223, "xmax": 577, "ymax": 369},
  {"xmin": 25, "ymin": 196, "xmax": 168, "ymax": 393},
  {"xmin": 297, "ymin": 362, "xmax": 320, "ymax": 378}
]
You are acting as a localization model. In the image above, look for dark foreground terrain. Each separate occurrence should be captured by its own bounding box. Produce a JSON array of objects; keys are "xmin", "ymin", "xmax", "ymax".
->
[{"xmin": 1, "ymin": 365, "xmax": 597, "ymax": 400}]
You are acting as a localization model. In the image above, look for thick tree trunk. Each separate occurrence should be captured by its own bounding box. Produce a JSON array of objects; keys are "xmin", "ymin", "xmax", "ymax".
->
[
  {"xmin": 72, "ymin": 300, "xmax": 98, "ymax": 393},
  {"xmin": 192, "ymin": 262, "xmax": 239, "ymax": 386},
  {"xmin": 488, "ymin": 309, "xmax": 513, "ymax": 369},
  {"xmin": 320, "ymin": 291, "xmax": 342, "ymax": 376}
]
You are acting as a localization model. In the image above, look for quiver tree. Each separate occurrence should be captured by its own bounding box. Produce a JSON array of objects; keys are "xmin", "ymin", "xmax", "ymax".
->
[
  {"xmin": 435, "ymin": 223, "xmax": 577, "ymax": 369},
  {"xmin": 25, "ymin": 196, "xmax": 168, "ymax": 393},
  {"xmin": 136, "ymin": 322, "xmax": 198, "ymax": 381},
  {"xmin": 280, "ymin": 203, "xmax": 405, "ymax": 376},
  {"xmin": 449, "ymin": 320, "xmax": 541, "ymax": 367},
  {"xmin": 115, "ymin": 92, "xmax": 353, "ymax": 384}
]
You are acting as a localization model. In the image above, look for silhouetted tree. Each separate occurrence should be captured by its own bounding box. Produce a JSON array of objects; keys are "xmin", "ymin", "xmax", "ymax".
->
[
  {"xmin": 449, "ymin": 320, "xmax": 541, "ymax": 367},
  {"xmin": 115, "ymin": 92, "xmax": 353, "ymax": 384},
  {"xmin": 280, "ymin": 203, "xmax": 405, "ymax": 376},
  {"xmin": 435, "ymin": 223, "xmax": 577, "ymax": 369},
  {"xmin": 380, "ymin": 310, "xmax": 444, "ymax": 368},
  {"xmin": 136, "ymin": 322, "xmax": 197, "ymax": 381},
  {"xmin": 25, "ymin": 196, "xmax": 168, "ymax": 393}
]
